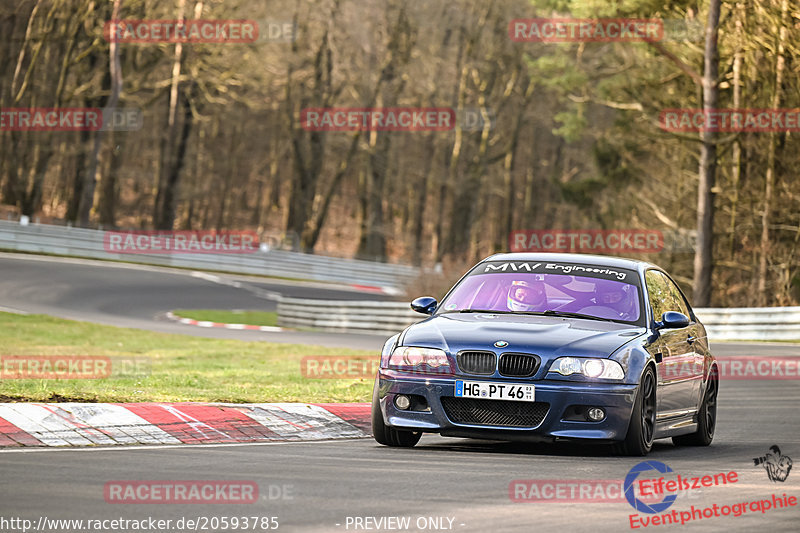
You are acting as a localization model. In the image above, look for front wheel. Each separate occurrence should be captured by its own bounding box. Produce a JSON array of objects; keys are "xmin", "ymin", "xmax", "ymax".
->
[
  {"xmin": 615, "ymin": 365, "xmax": 656, "ymax": 456},
  {"xmin": 371, "ymin": 379, "xmax": 422, "ymax": 447},
  {"xmin": 673, "ymin": 366, "xmax": 718, "ymax": 447}
]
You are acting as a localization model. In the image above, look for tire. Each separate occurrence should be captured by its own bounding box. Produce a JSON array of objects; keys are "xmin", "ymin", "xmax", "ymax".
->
[
  {"xmin": 371, "ymin": 379, "xmax": 422, "ymax": 448},
  {"xmin": 615, "ymin": 365, "xmax": 656, "ymax": 456},
  {"xmin": 673, "ymin": 366, "xmax": 718, "ymax": 447}
]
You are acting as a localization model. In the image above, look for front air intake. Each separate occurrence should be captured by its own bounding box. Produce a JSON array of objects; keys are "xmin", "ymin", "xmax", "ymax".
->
[
  {"xmin": 498, "ymin": 353, "xmax": 540, "ymax": 377},
  {"xmin": 457, "ymin": 351, "xmax": 496, "ymax": 375}
]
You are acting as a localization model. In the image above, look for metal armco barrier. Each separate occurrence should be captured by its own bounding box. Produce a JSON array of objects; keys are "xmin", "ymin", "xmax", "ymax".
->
[
  {"xmin": 695, "ymin": 306, "xmax": 800, "ymax": 342},
  {"xmin": 277, "ymin": 297, "xmax": 800, "ymax": 341},
  {"xmin": 0, "ymin": 219, "xmax": 418, "ymax": 290},
  {"xmin": 3, "ymin": 219, "xmax": 797, "ymax": 341},
  {"xmin": 277, "ymin": 297, "xmax": 422, "ymax": 336}
]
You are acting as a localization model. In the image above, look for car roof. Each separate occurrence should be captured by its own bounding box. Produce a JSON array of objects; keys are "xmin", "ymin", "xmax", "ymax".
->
[{"xmin": 483, "ymin": 252, "xmax": 660, "ymax": 272}]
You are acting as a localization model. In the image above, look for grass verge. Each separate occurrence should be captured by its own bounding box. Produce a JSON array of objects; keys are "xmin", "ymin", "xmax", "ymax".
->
[{"xmin": 0, "ymin": 312, "xmax": 374, "ymax": 403}]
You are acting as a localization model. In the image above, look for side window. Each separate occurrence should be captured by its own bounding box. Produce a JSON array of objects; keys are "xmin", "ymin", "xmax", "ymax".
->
[
  {"xmin": 661, "ymin": 274, "xmax": 691, "ymax": 317},
  {"xmin": 646, "ymin": 270, "xmax": 690, "ymax": 322},
  {"xmin": 645, "ymin": 270, "xmax": 669, "ymax": 322}
]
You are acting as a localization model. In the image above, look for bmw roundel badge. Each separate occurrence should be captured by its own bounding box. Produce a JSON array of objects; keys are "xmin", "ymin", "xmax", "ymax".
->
[{"xmin": 494, "ymin": 340, "xmax": 509, "ymax": 348}]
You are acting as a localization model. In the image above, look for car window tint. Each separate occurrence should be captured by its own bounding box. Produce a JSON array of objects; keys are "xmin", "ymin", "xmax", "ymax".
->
[
  {"xmin": 661, "ymin": 273, "xmax": 691, "ymax": 316},
  {"xmin": 438, "ymin": 270, "xmax": 642, "ymax": 324},
  {"xmin": 646, "ymin": 270, "xmax": 690, "ymax": 322},
  {"xmin": 645, "ymin": 270, "xmax": 669, "ymax": 322}
]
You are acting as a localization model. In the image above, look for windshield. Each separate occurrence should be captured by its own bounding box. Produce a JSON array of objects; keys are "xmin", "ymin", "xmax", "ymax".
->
[{"xmin": 439, "ymin": 263, "xmax": 642, "ymax": 324}]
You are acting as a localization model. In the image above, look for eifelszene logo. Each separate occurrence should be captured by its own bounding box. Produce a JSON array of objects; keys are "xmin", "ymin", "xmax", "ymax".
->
[{"xmin": 624, "ymin": 461, "xmax": 677, "ymax": 514}]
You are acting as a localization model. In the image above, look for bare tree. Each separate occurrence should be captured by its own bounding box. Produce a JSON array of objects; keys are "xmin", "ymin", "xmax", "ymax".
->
[
  {"xmin": 692, "ymin": 0, "xmax": 721, "ymax": 307},
  {"xmin": 79, "ymin": 0, "xmax": 123, "ymax": 225},
  {"xmin": 756, "ymin": 0, "xmax": 789, "ymax": 305}
]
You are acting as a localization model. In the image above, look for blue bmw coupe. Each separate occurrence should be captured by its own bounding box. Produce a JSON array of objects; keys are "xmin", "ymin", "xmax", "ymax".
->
[{"xmin": 372, "ymin": 253, "xmax": 719, "ymax": 455}]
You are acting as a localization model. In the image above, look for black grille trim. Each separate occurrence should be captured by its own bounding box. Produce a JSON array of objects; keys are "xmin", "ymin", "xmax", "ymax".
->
[
  {"xmin": 457, "ymin": 351, "xmax": 497, "ymax": 375},
  {"xmin": 441, "ymin": 397, "xmax": 550, "ymax": 428},
  {"xmin": 498, "ymin": 353, "xmax": 540, "ymax": 377}
]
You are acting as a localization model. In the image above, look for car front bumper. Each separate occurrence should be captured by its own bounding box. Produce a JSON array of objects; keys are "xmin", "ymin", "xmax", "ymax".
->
[{"xmin": 376, "ymin": 370, "xmax": 639, "ymax": 442}]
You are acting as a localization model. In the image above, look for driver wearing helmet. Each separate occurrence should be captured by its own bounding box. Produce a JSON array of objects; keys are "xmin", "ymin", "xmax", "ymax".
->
[
  {"xmin": 507, "ymin": 280, "xmax": 546, "ymax": 312},
  {"xmin": 594, "ymin": 283, "xmax": 634, "ymax": 318}
]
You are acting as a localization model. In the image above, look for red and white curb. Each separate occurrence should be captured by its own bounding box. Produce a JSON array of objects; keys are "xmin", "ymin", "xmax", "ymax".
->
[
  {"xmin": 350, "ymin": 284, "xmax": 402, "ymax": 296},
  {"xmin": 0, "ymin": 402, "xmax": 370, "ymax": 447},
  {"xmin": 188, "ymin": 271, "xmax": 401, "ymax": 297},
  {"xmin": 166, "ymin": 312, "xmax": 284, "ymax": 332}
]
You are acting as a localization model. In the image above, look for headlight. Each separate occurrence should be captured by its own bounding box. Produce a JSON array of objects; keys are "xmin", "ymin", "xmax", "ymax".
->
[
  {"xmin": 548, "ymin": 357, "xmax": 624, "ymax": 379},
  {"xmin": 388, "ymin": 347, "xmax": 451, "ymax": 373}
]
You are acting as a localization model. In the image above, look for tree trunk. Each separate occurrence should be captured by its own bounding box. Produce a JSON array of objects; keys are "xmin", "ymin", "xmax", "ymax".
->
[
  {"xmin": 692, "ymin": 0, "xmax": 721, "ymax": 307},
  {"xmin": 157, "ymin": 86, "xmax": 194, "ymax": 229},
  {"xmin": 154, "ymin": 0, "xmax": 197, "ymax": 229},
  {"xmin": 411, "ymin": 137, "xmax": 435, "ymax": 265},
  {"xmin": 495, "ymin": 79, "xmax": 533, "ymax": 252},
  {"xmin": 2, "ymin": 132, "xmax": 22, "ymax": 207},
  {"xmin": 98, "ymin": 132, "xmax": 123, "ymax": 226},
  {"xmin": 357, "ymin": 132, "xmax": 390, "ymax": 260},
  {"xmin": 729, "ymin": 2, "xmax": 744, "ymax": 256},
  {"xmin": 433, "ymin": 25, "xmax": 468, "ymax": 263},
  {"xmin": 77, "ymin": 0, "xmax": 122, "ymax": 225},
  {"xmin": 305, "ymin": 132, "xmax": 360, "ymax": 250},
  {"xmin": 285, "ymin": 28, "xmax": 332, "ymax": 250},
  {"xmin": 756, "ymin": 0, "xmax": 788, "ymax": 306},
  {"xmin": 21, "ymin": 140, "xmax": 53, "ymax": 216},
  {"xmin": 437, "ymin": 62, "xmax": 468, "ymax": 259}
]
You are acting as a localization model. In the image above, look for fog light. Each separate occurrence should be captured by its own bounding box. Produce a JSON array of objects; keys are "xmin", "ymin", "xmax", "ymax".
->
[
  {"xmin": 394, "ymin": 395, "xmax": 411, "ymax": 410},
  {"xmin": 587, "ymin": 407, "xmax": 605, "ymax": 421}
]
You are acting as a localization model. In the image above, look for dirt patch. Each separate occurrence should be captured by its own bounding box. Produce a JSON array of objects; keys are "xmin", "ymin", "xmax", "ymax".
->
[{"xmin": 0, "ymin": 392, "xmax": 99, "ymax": 403}]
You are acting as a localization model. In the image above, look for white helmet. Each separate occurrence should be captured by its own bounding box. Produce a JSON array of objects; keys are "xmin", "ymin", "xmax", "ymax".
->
[{"xmin": 507, "ymin": 280, "xmax": 545, "ymax": 312}]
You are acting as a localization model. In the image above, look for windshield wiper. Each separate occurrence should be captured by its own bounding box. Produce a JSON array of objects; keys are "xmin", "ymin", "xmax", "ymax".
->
[
  {"xmin": 437, "ymin": 309, "xmax": 514, "ymax": 314},
  {"xmin": 536, "ymin": 310, "xmax": 616, "ymax": 322},
  {"xmin": 454, "ymin": 309, "xmax": 514, "ymax": 314},
  {"xmin": 443, "ymin": 309, "xmax": 618, "ymax": 322}
]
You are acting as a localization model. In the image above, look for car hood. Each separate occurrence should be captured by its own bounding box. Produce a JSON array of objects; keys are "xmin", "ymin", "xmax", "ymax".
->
[{"xmin": 400, "ymin": 313, "xmax": 646, "ymax": 359}]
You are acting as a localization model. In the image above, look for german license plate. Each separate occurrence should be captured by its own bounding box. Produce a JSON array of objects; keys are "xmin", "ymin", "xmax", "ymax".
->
[{"xmin": 454, "ymin": 380, "xmax": 534, "ymax": 402}]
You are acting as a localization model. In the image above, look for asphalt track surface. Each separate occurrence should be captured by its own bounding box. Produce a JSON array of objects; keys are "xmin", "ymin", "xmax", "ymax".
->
[
  {"xmin": 1, "ymin": 371, "xmax": 799, "ymax": 532},
  {"xmin": 0, "ymin": 253, "xmax": 389, "ymax": 350},
  {"xmin": 1, "ymin": 253, "xmax": 800, "ymax": 531}
]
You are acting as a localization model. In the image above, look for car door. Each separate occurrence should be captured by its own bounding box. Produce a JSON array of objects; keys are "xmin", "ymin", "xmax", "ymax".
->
[
  {"xmin": 645, "ymin": 270, "xmax": 697, "ymax": 418},
  {"xmin": 660, "ymin": 272, "xmax": 705, "ymax": 407}
]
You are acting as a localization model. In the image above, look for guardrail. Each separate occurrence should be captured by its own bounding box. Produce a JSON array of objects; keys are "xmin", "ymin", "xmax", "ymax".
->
[
  {"xmin": 277, "ymin": 297, "xmax": 421, "ymax": 336},
  {"xmin": 5, "ymin": 218, "xmax": 796, "ymax": 341},
  {"xmin": 695, "ymin": 306, "xmax": 800, "ymax": 341},
  {"xmin": 277, "ymin": 298, "xmax": 800, "ymax": 341},
  {"xmin": 0, "ymin": 219, "xmax": 418, "ymax": 290}
]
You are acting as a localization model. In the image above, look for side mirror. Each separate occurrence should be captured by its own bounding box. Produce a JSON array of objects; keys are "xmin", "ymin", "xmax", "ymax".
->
[
  {"xmin": 657, "ymin": 311, "xmax": 690, "ymax": 329},
  {"xmin": 411, "ymin": 296, "xmax": 438, "ymax": 315}
]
